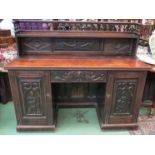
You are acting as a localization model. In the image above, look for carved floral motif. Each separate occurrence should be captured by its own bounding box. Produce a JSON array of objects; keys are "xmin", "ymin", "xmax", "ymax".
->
[
  {"xmin": 23, "ymin": 38, "xmax": 51, "ymax": 51},
  {"xmin": 54, "ymin": 38, "xmax": 100, "ymax": 51},
  {"xmin": 51, "ymin": 70, "xmax": 107, "ymax": 82},
  {"xmin": 104, "ymin": 39, "xmax": 131, "ymax": 52},
  {"xmin": 113, "ymin": 80, "xmax": 137, "ymax": 115}
]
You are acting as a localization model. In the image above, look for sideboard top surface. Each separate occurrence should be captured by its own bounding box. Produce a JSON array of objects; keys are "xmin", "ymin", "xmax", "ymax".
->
[{"xmin": 5, "ymin": 56, "xmax": 152, "ymax": 70}]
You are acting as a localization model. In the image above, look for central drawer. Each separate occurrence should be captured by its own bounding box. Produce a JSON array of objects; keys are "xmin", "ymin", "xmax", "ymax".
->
[{"xmin": 51, "ymin": 70, "xmax": 107, "ymax": 83}]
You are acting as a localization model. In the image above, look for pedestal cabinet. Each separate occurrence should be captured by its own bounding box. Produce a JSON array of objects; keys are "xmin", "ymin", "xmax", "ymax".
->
[
  {"xmin": 8, "ymin": 71, "xmax": 55, "ymax": 130},
  {"xmin": 101, "ymin": 71, "xmax": 147, "ymax": 128}
]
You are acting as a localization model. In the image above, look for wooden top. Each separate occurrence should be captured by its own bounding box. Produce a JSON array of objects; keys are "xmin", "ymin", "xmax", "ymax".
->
[{"xmin": 5, "ymin": 56, "xmax": 152, "ymax": 71}]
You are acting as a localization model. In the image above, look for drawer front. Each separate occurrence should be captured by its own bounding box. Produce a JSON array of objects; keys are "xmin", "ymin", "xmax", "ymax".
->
[{"xmin": 51, "ymin": 70, "xmax": 107, "ymax": 82}]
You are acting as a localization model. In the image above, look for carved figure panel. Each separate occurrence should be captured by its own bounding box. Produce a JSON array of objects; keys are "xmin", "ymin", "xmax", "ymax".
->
[
  {"xmin": 51, "ymin": 70, "xmax": 107, "ymax": 82},
  {"xmin": 111, "ymin": 79, "xmax": 137, "ymax": 115},
  {"xmin": 18, "ymin": 78, "xmax": 44, "ymax": 116}
]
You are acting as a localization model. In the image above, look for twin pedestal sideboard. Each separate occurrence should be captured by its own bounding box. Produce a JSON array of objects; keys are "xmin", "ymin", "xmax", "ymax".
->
[
  {"xmin": 6, "ymin": 57, "xmax": 150, "ymax": 130},
  {"xmin": 5, "ymin": 21, "xmax": 152, "ymax": 131}
]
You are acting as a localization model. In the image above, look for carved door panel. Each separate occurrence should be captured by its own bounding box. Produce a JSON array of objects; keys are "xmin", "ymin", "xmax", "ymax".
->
[
  {"xmin": 8, "ymin": 71, "xmax": 54, "ymax": 130},
  {"xmin": 103, "ymin": 71, "xmax": 147, "ymax": 127}
]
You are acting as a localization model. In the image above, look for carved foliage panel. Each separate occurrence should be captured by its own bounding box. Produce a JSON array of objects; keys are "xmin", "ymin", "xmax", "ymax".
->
[
  {"xmin": 20, "ymin": 37, "xmax": 135, "ymax": 56},
  {"xmin": 21, "ymin": 37, "xmax": 100, "ymax": 52},
  {"xmin": 22, "ymin": 37, "xmax": 51, "ymax": 51},
  {"xmin": 51, "ymin": 70, "xmax": 107, "ymax": 82},
  {"xmin": 104, "ymin": 38, "xmax": 133, "ymax": 55},
  {"xmin": 18, "ymin": 75, "xmax": 45, "ymax": 116},
  {"xmin": 111, "ymin": 79, "xmax": 137, "ymax": 116},
  {"xmin": 54, "ymin": 38, "xmax": 100, "ymax": 51}
]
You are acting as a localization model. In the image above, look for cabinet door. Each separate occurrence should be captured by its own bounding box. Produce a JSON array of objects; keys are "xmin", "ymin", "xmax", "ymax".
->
[
  {"xmin": 8, "ymin": 71, "xmax": 54, "ymax": 130},
  {"xmin": 102, "ymin": 71, "xmax": 147, "ymax": 128}
]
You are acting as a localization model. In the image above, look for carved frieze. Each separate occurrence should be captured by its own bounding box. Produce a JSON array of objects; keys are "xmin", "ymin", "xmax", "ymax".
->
[
  {"xmin": 14, "ymin": 20, "xmax": 141, "ymax": 34},
  {"xmin": 51, "ymin": 70, "xmax": 107, "ymax": 82},
  {"xmin": 54, "ymin": 38, "xmax": 100, "ymax": 51},
  {"xmin": 20, "ymin": 37, "xmax": 135, "ymax": 56}
]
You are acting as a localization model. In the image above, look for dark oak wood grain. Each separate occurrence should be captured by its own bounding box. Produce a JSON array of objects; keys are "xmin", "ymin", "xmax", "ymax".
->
[{"xmin": 5, "ymin": 56, "xmax": 152, "ymax": 70}]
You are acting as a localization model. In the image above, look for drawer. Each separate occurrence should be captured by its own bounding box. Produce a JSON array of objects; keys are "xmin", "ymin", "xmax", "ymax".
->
[{"xmin": 51, "ymin": 70, "xmax": 107, "ymax": 82}]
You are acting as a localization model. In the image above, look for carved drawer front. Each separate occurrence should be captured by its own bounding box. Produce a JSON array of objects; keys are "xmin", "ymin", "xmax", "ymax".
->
[
  {"xmin": 51, "ymin": 70, "xmax": 107, "ymax": 82},
  {"xmin": 103, "ymin": 71, "xmax": 147, "ymax": 127},
  {"xmin": 9, "ymin": 71, "xmax": 54, "ymax": 128}
]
